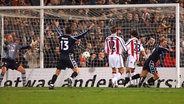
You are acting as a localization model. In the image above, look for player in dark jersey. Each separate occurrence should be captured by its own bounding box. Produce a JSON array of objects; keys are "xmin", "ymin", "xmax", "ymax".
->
[
  {"xmin": 49, "ymin": 21, "xmax": 94, "ymax": 90},
  {"xmin": 0, "ymin": 34, "xmax": 35, "ymax": 87},
  {"xmin": 124, "ymin": 38, "xmax": 173, "ymax": 87}
]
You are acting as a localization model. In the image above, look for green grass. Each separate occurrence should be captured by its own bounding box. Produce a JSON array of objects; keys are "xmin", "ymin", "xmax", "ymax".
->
[{"xmin": 0, "ymin": 87, "xmax": 184, "ymax": 104}]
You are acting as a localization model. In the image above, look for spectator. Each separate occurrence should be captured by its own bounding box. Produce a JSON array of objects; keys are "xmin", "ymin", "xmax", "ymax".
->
[
  {"xmin": 29, "ymin": 0, "xmax": 40, "ymax": 6},
  {"xmin": 95, "ymin": 40, "xmax": 105, "ymax": 53},
  {"xmin": 27, "ymin": 30, "xmax": 39, "ymax": 44},
  {"xmin": 44, "ymin": 44, "xmax": 55, "ymax": 68},
  {"xmin": 123, "ymin": 12, "xmax": 134, "ymax": 35},
  {"xmin": 79, "ymin": 57, "xmax": 87, "ymax": 67},
  {"xmin": 159, "ymin": 0, "xmax": 172, "ymax": 3},
  {"xmin": 53, "ymin": 46, "xmax": 61, "ymax": 67},
  {"xmin": 89, "ymin": 0, "xmax": 96, "ymax": 5},
  {"xmin": 180, "ymin": 37, "xmax": 184, "ymax": 67},
  {"xmin": 91, "ymin": 51, "xmax": 108, "ymax": 67},
  {"xmin": 133, "ymin": 13, "xmax": 143, "ymax": 28},
  {"xmin": 0, "ymin": 0, "xmax": 11, "ymax": 6},
  {"xmin": 139, "ymin": 35, "xmax": 147, "ymax": 46},
  {"xmin": 150, "ymin": 0, "xmax": 158, "ymax": 3},
  {"xmin": 157, "ymin": 19, "xmax": 171, "ymax": 37},
  {"xmin": 74, "ymin": 39, "xmax": 85, "ymax": 65},
  {"xmin": 24, "ymin": 43, "xmax": 40, "ymax": 68},
  {"xmin": 152, "ymin": 13, "xmax": 161, "ymax": 27},
  {"xmin": 4, "ymin": 19, "xmax": 12, "ymax": 34},
  {"xmin": 112, "ymin": 0, "xmax": 124, "ymax": 4},
  {"xmin": 85, "ymin": 42, "xmax": 95, "ymax": 55},
  {"xmin": 96, "ymin": 0, "xmax": 108, "ymax": 5},
  {"xmin": 45, "ymin": 29, "xmax": 57, "ymax": 50},
  {"xmin": 11, "ymin": 0, "xmax": 30, "ymax": 6}
]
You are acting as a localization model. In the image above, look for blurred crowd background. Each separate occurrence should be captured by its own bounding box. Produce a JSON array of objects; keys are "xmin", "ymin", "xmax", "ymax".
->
[
  {"xmin": 0, "ymin": 0, "xmax": 183, "ymax": 7},
  {"xmin": 0, "ymin": 0, "xmax": 184, "ymax": 68}
]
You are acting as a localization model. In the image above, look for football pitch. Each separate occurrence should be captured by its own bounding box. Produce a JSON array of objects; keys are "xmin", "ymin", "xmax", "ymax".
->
[{"xmin": 0, "ymin": 87, "xmax": 184, "ymax": 104}]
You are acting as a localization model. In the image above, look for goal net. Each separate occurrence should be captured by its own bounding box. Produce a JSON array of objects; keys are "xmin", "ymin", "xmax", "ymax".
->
[{"xmin": 0, "ymin": 4, "xmax": 183, "ymax": 87}]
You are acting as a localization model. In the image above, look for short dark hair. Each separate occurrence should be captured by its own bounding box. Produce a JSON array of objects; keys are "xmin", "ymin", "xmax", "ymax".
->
[
  {"xmin": 65, "ymin": 26, "xmax": 73, "ymax": 34},
  {"xmin": 130, "ymin": 30, "xmax": 138, "ymax": 37},
  {"xmin": 110, "ymin": 26, "xmax": 117, "ymax": 34}
]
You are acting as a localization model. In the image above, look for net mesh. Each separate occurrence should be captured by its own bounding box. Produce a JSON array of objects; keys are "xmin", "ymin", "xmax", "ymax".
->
[{"xmin": 0, "ymin": 5, "xmax": 183, "ymax": 68}]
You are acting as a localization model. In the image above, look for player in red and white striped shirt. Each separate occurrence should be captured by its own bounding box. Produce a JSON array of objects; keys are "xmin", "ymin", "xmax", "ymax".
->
[
  {"xmin": 125, "ymin": 30, "xmax": 147, "ymax": 87},
  {"xmin": 104, "ymin": 26, "xmax": 127, "ymax": 88}
]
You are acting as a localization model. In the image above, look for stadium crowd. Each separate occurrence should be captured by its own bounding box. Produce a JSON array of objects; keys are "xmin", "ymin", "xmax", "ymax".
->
[
  {"xmin": 0, "ymin": 0, "xmax": 184, "ymax": 68},
  {"xmin": 0, "ymin": 0, "xmax": 183, "ymax": 7}
]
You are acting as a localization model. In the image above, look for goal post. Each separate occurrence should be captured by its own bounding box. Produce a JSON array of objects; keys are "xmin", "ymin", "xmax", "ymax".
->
[
  {"xmin": 0, "ymin": 4, "xmax": 182, "ymax": 88},
  {"xmin": 175, "ymin": 4, "xmax": 180, "ymax": 88}
]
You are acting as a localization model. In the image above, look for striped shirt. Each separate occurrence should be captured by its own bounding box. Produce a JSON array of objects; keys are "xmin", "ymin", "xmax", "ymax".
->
[
  {"xmin": 126, "ymin": 37, "xmax": 145, "ymax": 61},
  {"xmin": 104, "ymin": 34, "xmax": 127, "ymax": 55}
]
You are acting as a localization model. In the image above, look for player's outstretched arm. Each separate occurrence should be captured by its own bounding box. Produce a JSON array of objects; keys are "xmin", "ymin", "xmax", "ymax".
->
[
  {"xmin": 88, "ymin": 23, "xmax": 95, "ymax": 30},
  {"xmin": 73, "ymin": 23, "xmax": 95, "ymax": 39}
]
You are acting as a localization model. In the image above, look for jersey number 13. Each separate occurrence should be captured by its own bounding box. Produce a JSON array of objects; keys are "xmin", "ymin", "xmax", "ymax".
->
[{"xmin": 60, "ymin": 40, "xmax": 69, "ymax": 50}]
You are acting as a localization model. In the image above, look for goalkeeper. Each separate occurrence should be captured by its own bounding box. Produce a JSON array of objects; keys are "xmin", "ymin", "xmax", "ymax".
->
[
  {"xmin": 124, "ymin": 38, "xmax": 173, "ymax": 87},
  {"xmin": 0, "ymin": 33, "xmax": 36, "ymax": 87},
  {"xmin": 49, "ymin": 20, "xmax": 94, "ymax": 89}
]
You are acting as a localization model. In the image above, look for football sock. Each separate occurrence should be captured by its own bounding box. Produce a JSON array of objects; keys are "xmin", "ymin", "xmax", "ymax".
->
[
  {"xmin": 127, "ymin": 72, "xmax": 131, "ymax": 78},
  {"xmin": 21, "ymin": 73, "xmax": 26, "ymax": 86},
  {"xmin": 71, "ymin": 72, "xmax": 78, "ymax": 79},
  {"xmin": 147, "ymin": 77, "xmax": 155, "ymax": 85},
  {"xmin": 131, "ymin": 72, "xmax": 137, "ymax": 85},
  {"xmin": 116, "ymin": 72, "xmax": 122, "ymax": 79},
  {"xmin": 124, "ymin": 72, "xmax": 131, "ymax": 82},
  {"xmin": 112, "ymin": 72, "xmax": 117, "ymax": 85},
  {"xmin": 51, "ymin": 74, "xmax": 58, "ymax": 84},
  {"xmin": 139, "ymin": 76, "xmax": 146, "ymax": 86},
  {"xmin": 0, "ymin": 73, "xmax": 4, "ymax": 86},
  {"xmin": 112, "ymin": 77, "xmax": 117, "ymax": 83},
  {"xmin": 124, "ymin": 77, "xmax": 130, "ymax": 86},
  {"xmin": 132, "ymin": 74, "xmax": 140, "ymax": 80},
  {"xmin": 112, "ymin": 72, "xmax": 116, "ymax": 78}
]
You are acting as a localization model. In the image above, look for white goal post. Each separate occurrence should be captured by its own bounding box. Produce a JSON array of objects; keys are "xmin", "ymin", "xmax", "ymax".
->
[{"xmin": 0, "ymin": 4, "xmax": 182, "ymax": 88}]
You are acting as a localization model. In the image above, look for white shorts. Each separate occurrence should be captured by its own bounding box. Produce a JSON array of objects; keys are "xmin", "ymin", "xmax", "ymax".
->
[
  {"xmin": 108, "ymin": 54, "xmax": 124, "ymax": 68},
  {"xmin": 126, "ymin": 55, "xmax": 137, "ymax": 69}
]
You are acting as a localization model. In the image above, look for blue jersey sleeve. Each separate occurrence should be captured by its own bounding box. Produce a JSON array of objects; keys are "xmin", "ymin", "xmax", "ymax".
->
[
  {"xmin": 72, "ymin": 29, "xmax": 89, "ymax": 40},
  {"xmin": 55, "ymin": 26, "xmax": 63, "ymax": 37}
]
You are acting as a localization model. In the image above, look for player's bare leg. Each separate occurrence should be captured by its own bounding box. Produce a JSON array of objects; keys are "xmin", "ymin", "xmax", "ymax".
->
[
  {"xmin": 139, "ymin": 70, "xmax": 149, "ymax": 78},
  {"xmin": 17, "ymin": 65, "xmax": 27, "ymax": 87},
  {"xmin": 138, "ymin": 70, "xmax": 149, "ymax": 87},
  {"xmin": 0, "ymin": 67, "xmax": 7, "ymax": 86},
  {"xmin": 49, "ymin": 69, "xmax": 61, "ymax": 90}
]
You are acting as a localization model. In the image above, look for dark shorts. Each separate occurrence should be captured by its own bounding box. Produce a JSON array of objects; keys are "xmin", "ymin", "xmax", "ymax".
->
[
  {"xmin": 2, "ymin": 58, "xmax": 20, "ymax": 70},
  {"xmin": 143, "ymin": 59, "xmax": 157, "ymax": 74},
  {"xmin": 57, "ymin": 53, "xmax": 78, "ymax": 70}
]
